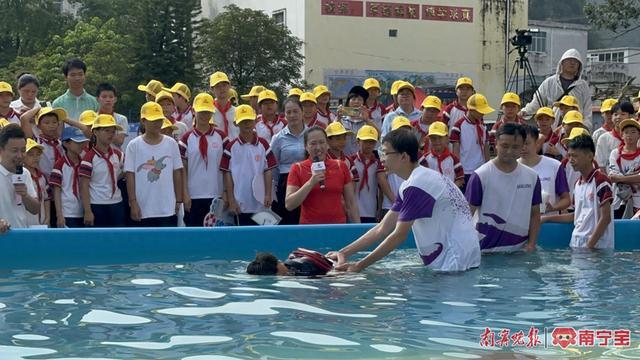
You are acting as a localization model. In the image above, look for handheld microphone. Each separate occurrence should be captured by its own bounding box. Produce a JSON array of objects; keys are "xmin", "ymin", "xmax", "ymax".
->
[
  {"xmin": 311, "ymin": 156, "xmax": 326, "ymax": 189},
  {"xmin": 12, "ymin": 165, "xmax": 25, "ymax": 205}
]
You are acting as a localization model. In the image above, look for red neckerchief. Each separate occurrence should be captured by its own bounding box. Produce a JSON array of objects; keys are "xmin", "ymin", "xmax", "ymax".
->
[
  {"xmin": 214, "ymin": 100, "xmax": 232, "ymax": 136},
  {"xmin": 542, "ymin": 128, "xmax": 554, "ymax": 144},
  {"xmin": 611, "ymin": 129, "xmax": 624, "ymax": 144},
  {"xmin": 603, "ymin": 122, "xmax": 613, "ymax": 132},
  {"xmin": 194, "ymin": 126, "xmax": 215, "ymax": 168},
  {"xmin": 430, "ymin": 147, "xmax": 452, "ymax": 174},
  {"xmin": 495, "ymin": 116, "xmax": 524, "ymax": 129},
  {"xmin": 306, "ymin": 115, "xmax": 323, "ymax": 128},
  {"xmin": 0, "ymin": 108, "xmax": 17, "ymax": 119},
  {"xmin": 92, "ymin": 145, "xmax": 117, "ymax": 198},
  {"xmin": 258, "ymin": 114, "xmax": 280, "ymax": 139},
  {"xmin": 175, "ymin": 105, "xmax": 193, "ymax": 124},
  {"xmin": 29, "ymin": 167, "xmax": 44, "ymax": 203},
  {"xmin": 452, "ymin": 100, "xmax": 468, "ymax": 112},
  {"xmin": 317, "ymin": 106, "xmax": 332, "ymax": 119},
  {"xmin": 63, "ymin": 153, "xmax": 81, "ymax": 198},
  {"xmin": 464, "ymin": 115, "xmax": 486, "ymax": 158},
  {"xmin": 39, "ymin": 135, "xmax": 63, "ymax": 162},
  {"xmin": 356, "ymin": 152, "xmax": 377, "ymax": 192},
  {"xmin": 617, "ymin": 144, "xmax": 640, "ymax": 167}
]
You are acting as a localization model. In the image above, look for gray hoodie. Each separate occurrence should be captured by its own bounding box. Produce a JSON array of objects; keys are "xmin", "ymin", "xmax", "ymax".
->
[{"xmin": 523, "ymin": 49, "xmax": 592, "ymax": 130}]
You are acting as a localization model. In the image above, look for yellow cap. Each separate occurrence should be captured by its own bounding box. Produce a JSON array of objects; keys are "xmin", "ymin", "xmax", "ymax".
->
[
  {"xmin": 155, "ymin": 90, "xmax": 175, "ymax": 104},
  {"xmin": 456, "ymin": 77, "xmax": 473, "ymax": 89},
  {"xmin": 228, "ymin": 88, "xmax": 238, "ymax": 101},
  {"xmin": 241, "ymin": 85, "xmax": 266, "ymax": 100},
  {"xmin": 534, "ymin": 107, "xmax": 555, "ymax": 120},
  {"xmin": 561, "ymin": 127, "xmax": 591, "ymax": 145},
  {"xmin": 300, "ymin": 92, "xmax": 317, "ymax": 104},
  {"xmin": 140, "ymin": 102, "xmax": 166, "ymax": 122},
  {"xmin": 553, "ymin": 95, "xmax": 579, "ymax": 109},
  {"xmin": 467, "ymin": 94, "xmax": 495, "ymax": 115},
  {"xmin": 79, "ymin": 110, "xmax": 98, "ymax": 126},
  {"xmin": 562, "ymin": 110, "xmax": 584, "ymax": 125},
  {"xmin": 235, "ymin": 104, "xmax": 256, "ymax": 124},
  {"xmin": 390, "ymin": 80, "xmax": 404, "ymax": 96},
  {"xmin": 326, "ymin": 122, "xmax": 352, "ymax": 137},
  {"xmin": 288, "ymin": 88, "xmax": 303, "ymax": 97},
  {"xmin": 0, "ymin": 118, "xmax": 9, "ymax": 127},
  {"xmin": 36, "ymin": 107, "xmax": 67, "ymax": 125},
  {"xmin": 600, "ymin": 98, "xmax": 618, "ymax": 113},
  {"xmin": 619, "ymin": 118, "xmax": 640, "ymax": 132},
  {"xmin": 356, "ymin": 125, "xmax": 379, "ymax": 141},
  {"xmin": 137, "ymin": 80, "xmax": 164, "ymax": 97},
  {"xmin": 500, "ymin": 92, "xmax": 521, "ymax": 106},
  {"xmin": 0, "ymin": 81, "xmax": 14, "ymax": 95},
  {"xmin": 209, "ymin": 71, "xmax": 230, "ymax": 88},
  {"xmin": 25, "ymin": 138, "xmax": 44, "ymax": 153},
  {"xmin": 421, "ymin": 96, "xmax": 442, "ymax": 111},
  {"xmin": 396, "ymin": 81, "xmax": 415, "ymax": 95},
  {"xmin": 363, "ymin": 78, "xmax": 380, "ymax": 90},
  {"xmin": 428, "ymin": 122, "xmax": 449, "ymax": 137},
  {"xmin": 161, "ymin": 119, "xmax": 178, "ymax": 131},
  {"xmin": 165, "ymin": 82, "xmax": 191, "ymax": 101},
  {"xmin": 92, "ymin": 114, "xmax": 124, "ymax": 131},
  {"xmin": 193, "ymin": 93, "xmax": 215, "ymax": 113},
  {"xmin": 258, "ymin": 89, "xmax": 278, "ymax": 104},
  {"xmin": 313, "ymin": 85, "xmax": 331, "ymax": 98},
  {"xmin": 391, "ymin": 116, "xmax": 412, "ymax": 130}
]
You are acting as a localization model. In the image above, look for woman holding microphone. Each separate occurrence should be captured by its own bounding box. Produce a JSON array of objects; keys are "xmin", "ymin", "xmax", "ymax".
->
[{"xmin": 285, "ymin": 126, "xmax": 360, "ymax": 224}]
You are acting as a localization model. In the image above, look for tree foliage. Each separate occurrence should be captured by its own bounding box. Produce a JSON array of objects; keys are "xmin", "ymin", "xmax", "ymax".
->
[
  {"xmin": 196, "ymin": 4, "xmax": 304, "ymax": 96},
  {"xmin": 584, "ymin": 0, "xmax": 640, "ymax": 33}
]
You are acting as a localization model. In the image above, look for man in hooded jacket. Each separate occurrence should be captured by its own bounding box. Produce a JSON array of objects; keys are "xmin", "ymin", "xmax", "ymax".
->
[{"xmin": 522, "ymin": 49, "xmax": 592, "ymax": 130}]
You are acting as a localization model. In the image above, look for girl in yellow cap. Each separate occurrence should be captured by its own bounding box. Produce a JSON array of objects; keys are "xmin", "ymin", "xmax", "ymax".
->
[
  {"xmin": 489, "ymin": 92, "xmax": 525, "ymax": 147},
  {"xmin": 313, "ymin": 85, "xmax": 337, "ymax": 126},
  {"xmin": 79, "ymin": 114, "xmax": 126, "ymax": 227},
  {"xmin": 23, "ymin": 139, "xmax": 50, "ymax": 227},
  {"xmin": 0, "ymin": 81, "xmax": 20, "ymax": 125},
  {"xmin": 363, "ymin": 78, "xmax": 387, "ymax": 129}
]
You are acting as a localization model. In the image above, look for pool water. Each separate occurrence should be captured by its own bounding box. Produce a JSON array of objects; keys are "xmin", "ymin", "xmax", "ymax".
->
[{"xmin": 1, "ymin": 249, "xmax": 639, "ymax": 359}]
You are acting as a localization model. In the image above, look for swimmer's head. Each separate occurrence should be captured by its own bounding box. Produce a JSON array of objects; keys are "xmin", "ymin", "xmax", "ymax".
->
[{"xmin": 247, "ymin": 253, "xmax": 288, "ymax": 276}]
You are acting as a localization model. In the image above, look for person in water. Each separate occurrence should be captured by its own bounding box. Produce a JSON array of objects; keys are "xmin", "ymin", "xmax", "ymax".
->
[{"xmin": 246, "ymin": 248, "xmax": 343, "ymax": 276}]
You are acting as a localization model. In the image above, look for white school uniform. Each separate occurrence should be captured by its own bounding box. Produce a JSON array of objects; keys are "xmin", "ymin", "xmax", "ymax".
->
[
  {"xmin": 179, "ymin": 127, "xmax": 227, "ymax": 200},
  {"xmin": 442, "ymin": 100, "xmax": 467, "ymax": 130},
  {"xmin": 1, "ymin": 108, "xmax": 21, "ymax": 124},
  {"xmin": 26, "ymin": 169, "xmax": 49, "ymax": 226},
  {"xmin": 351, "ymin": 152, "xmax": 385, "ymax": 218},
  {"xmin": 571, "ymin": 169, "xmax": 615, "ymax": 249},
  {"xmin": 367, "ymin": 101, "xmax": 387, "ymax": 129},
  {"xmin": 213, "ymin": 101, "xmax": 238, "ymax": 139},
  {"xmin": 608, "ymin": 148, "xmax": 640, "ymax": 210},
  {"xmin": 519, "ymin": 156, "xmax": 569, "ymax": 214},
  {"xmin": 391, "ymin": 166, "xmax": 480, "ymax": 271},
  {"xmin": 255, "ymin": 115, "xmax": 287, "ymax": 143},
  {"xmin": 79, "ymin": 146, "xmax": 124, "ymax": 205},
  {"xmin": 316, "ymin": 109, "xmax": 336, "ymax": 127},
  {"xmin": 595, "ymin": 131, "xmax": 623, "ymax": 169},
  {"xmin": 34, "ymin": 135, "xmax": 64, "ymax": 178},
  {"xmin": 0, "ymin": 164, "xmax": 37, "ymax": 229},
  {"xmin": 124, "ymin": 135, "xmax": 184, "ymax": 219},
  {"xmin": 382, "ymin": 173, "xmax": 404, "ymax": 211},
  {"xmin": 466, "ymin": 161, "xmax": 542, "ymax": 252},
  {"xmin": 173, "ymin": 105, "xmax": 195, "ymax": 130},
  {"xmin": 450, "ymin": 116, "xmax": 487, "ymax": 174},
  {"xmin": 49, "ymin": 154, "xmax": 83, "ymax": 218},
  {"xmin": 420, "ymin": 150, "xmax": 464, "ymax": 183}
]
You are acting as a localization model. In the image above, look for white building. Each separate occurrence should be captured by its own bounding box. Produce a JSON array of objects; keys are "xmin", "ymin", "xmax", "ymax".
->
[{"xmin": 586, "ymin": 47, "xmax": 640, "ymax": 100}]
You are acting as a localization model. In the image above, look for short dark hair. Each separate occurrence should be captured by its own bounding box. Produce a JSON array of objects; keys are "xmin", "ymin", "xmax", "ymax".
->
[
  {"xmin": 523, "ymin": 124, "xmax": 539, "ymax": 139},
  {"xmin": 96, "ymin": 83, "xmax": 117, "ymax": 97},
  {"xmin": 246, "ymin": 253, "xmax": 279, "ymax": 275},
  {"xmin": 62, "ymin": 58, "xmax": 87, "ymax": 76},
  {"xmin": 0, "ymin": 124, "xmax": 25, "ymax": 148},
  {"xmin": 16, "ymin": 73, "xmax": 40, "ymax": 89},
  {"xmin": 496, "ymin": 123, "xmax": 526, "ymax": 142},
  {"xmin": 611, "ymin": 101, "xmax": 635, "ymax": 115},
  {"xmin": 567, "ymin": 134, "xmax": 595, "ymax": 154},
  {"xmin": 381, "ymin": 128, "xmax": 419, "ymax": 163}
]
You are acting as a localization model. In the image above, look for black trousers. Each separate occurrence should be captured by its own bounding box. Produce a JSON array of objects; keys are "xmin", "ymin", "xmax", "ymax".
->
[
  {"xmin": 360, "ymin": 217, "xmax": 377, "ymax": 223},
  {"xmin": 137, "ymin": 215, "xmax": 178, "ymax": 227},
  {"xmin": 64, "ymin": 217, "xmax": 84, "ymax": 228},
  {"xmin": 185, "ymin": 198, "xmax": 213, "ymax": 227},
  {"xmin": 236, "ymin": 213, "xmax": 258, "ymax": 226},
  {"xmin": 272, "ymin": 173, "xmax": 300, "ymax": 225},
  {"xmin": 90, "ymin": 202, "xmax": 126, "ymax": 227}
]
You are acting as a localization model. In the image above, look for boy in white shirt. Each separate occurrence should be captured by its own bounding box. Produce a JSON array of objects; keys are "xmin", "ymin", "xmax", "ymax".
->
[
  {"xmin": 466, "ymin": 123, "xmax": 541, "ymax": 252},
  {"xmin": 608, "ymin": 119, "xmax": 640, "ymax": 218},
  {"xmin": 543, "ymin": 134, "xmax": 614, "ymax": 249},
  {"xmin": 125, "ymin": 102, "xmax": 183, "ymax": 227},
  {"xmin": 220, "ymin": 105, "xmax": 277, "ymax": 225},
  {"xmin": 595, "ymin": 101, "xmax": 634, "ymax": 169},
  {"xmin": 166, "ymin": 82, "xmax": 194, "ymax": 130},
  {"xmin": 210, "ymin": 72, "xmax": 237, "ymax": 139},
  {"xmin": 96, "ymin": 83, "xmax": 129, "ymax": 148},
  {"xmin": 255, "ymin": 90, "xmax": 286, "ymax": 142},
  {"xmin": 419, "ymin": 122, "xmax": 464, "ymax": 188}
]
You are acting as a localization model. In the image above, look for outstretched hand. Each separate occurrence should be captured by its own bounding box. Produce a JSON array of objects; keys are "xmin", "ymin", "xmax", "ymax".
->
[{"xmin": 334, "ymin": 262, "xmax": 362, "ymax": 272}]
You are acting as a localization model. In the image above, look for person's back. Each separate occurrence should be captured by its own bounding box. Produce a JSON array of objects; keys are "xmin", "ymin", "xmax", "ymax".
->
[{"xmin": 247, "ymin": 249, "xmax": 333, "ymax": 276}]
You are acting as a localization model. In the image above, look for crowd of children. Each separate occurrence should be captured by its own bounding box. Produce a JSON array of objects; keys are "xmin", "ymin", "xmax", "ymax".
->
[{"xmin": 2, "ymin": 56, "xmax": 640, "ymax": 252}]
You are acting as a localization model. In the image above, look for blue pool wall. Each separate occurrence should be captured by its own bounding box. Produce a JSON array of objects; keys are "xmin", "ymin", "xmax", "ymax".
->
[{"xmin": 0, "ymin": 221, "xmax": 638, "ymax": 270}]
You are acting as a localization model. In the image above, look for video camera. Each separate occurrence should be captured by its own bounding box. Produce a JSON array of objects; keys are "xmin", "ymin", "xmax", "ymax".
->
[{"xmin": 510, "ymin": 28, "xmax": 539, "ymax": 48}]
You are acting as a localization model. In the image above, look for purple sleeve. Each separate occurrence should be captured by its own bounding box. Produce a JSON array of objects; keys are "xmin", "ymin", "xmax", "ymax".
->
[
  {"xmin": 464, "ymin": 172, "xmax": 483, "ymax": 206},
  {"xmin": 394, "ymin": 186, "xmax": 436, "ymax": 221},
  {"xmin": 554, "ymin": 165, "xmax": 569, "ymax": 196},
  {"xmin": 532, "ymin": 177, "xmax": 542, "ymax": 206},
  {"xmin": 390, "ymin": 190, "xmax": 403, "ymax": 212}
]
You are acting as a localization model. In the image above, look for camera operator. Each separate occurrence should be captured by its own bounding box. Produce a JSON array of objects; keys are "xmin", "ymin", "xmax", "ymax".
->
[{"xmin": 521, "ymin": 48, "xmax": 592, "ymax": 130}]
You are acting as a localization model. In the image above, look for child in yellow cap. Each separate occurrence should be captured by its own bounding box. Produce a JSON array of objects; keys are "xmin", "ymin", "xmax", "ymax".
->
[
  {"xmin": 124, "ymin": 102, "xmax": 184, "ymax": 227},
  {"xmin": 96, "ymin": 83, "xmax": 129, "ymax": 148},
  {"xmin": 443, "ymin": 77, "xmax": 474, "ymax": 128},
  {"xmin": 325, "ymin": 121, "xmax": 355, "ymax": 172},
  {"xmin": 592, "ymin": 98, "xmax": 618, "ymax": 147},
  {"xmin": 138, "ymin": 80, "xmax": 165, "ymax": 102},
  {"xmin": 299, "ymin": 92, "xmax": 323, "ymax": 128},
  {"xmin": 18, "ymin": 107, "xmax": 67, "ymax": 178},
  {"xmin": 351, "ymin": 125, "xmax": 394, "ymax": 223},
  {"xmin": 166, "ymin": 83, "xmax": 194, "ymax": 131},
  {"xmin": 489, "ymin": 92, "xmax": 524, "ymax": 146},
  {"xmin": 534, "ymin": 107, "xmax": 559, "ymax": 157},
  {"xmin": 412, "ymin": 95, "xmax": 443, "ymax": 153},
  {"xmin": 555, "ymin": 110, "xmax": 585, "ymax": 158},
  {"xmin": 210, "ymin": 71, "xmax": 238, "ymax": 139},
  {"xmin": 0, "ymin": 81, "xmax": 20, "ymax": 124},
  {"xmin": 23, "ymin": 138, "xmax": 50, "ymax": 227},
  {"xmin": 607, "ymin": 119, "xmax": 640, "ymax": 219},
  {"xmin": 220, "ymin": 104, "xmax": 277, "ymax": 225},
  {"xmin": 596, "ymin": 101, "xmax": 635, "ymax": 169},
  {"xmin": 363, "ymin": 78, "xmax": 387, "ymax": 129},
  {"xmin": 241, "ymin": 85, "xmax": 266, "ymax": 113},
  {"xmin": 255, "ymin": 90, "xmax": 286, "ymax": 142},
  {"xmin": 79, "ymin": 114, "xmax": 125, "ymax": 227},
  {"xmin": 156, "ymin": 90, "xmax": 188, "ymax": 139},
  {"xmin": 313, "ymin": 85, "xmax": 336, "ymax": 126},
  {"xmin": 419, "ymin": 122, "xmax": 464, "ymax": 188}
]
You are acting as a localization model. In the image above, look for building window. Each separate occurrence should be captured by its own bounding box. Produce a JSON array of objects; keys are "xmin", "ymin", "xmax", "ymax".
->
[
  {"xmin": 273, "ymin": 9, "xmax": 286, "ymax": 27},
  {"xmin": 529, "ymin": 31, "xmax": 547, "ymax": 53},
  {"xmin": 389, "ymin": 29, "xmax": 398, "ymax": 37}
]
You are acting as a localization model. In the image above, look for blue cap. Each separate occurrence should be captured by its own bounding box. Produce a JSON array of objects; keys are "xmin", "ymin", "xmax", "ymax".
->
[{"xmin": 61, "ymin": 126, "xmax": 88, "ymax": 142}]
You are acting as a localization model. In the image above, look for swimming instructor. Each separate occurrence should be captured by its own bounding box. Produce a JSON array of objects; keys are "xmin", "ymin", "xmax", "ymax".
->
[{"xmin": 329, "ymin": 128, "xmax": 481, "ymax": 272}]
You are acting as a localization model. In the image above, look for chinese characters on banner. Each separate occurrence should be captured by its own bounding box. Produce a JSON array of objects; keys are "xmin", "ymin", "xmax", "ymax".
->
[
  {"xmin": 320, "ymin": 1, "xmax": 474, "ymax": 23},
  {"xmin": 480, "ymin": 327, "xmax": 632, "ymax": 349}
]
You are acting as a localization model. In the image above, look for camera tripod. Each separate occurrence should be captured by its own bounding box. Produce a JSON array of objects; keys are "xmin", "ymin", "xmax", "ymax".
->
[{"xmin": 506, "ymin": 45, "xmax": 543, "ymax": 107}]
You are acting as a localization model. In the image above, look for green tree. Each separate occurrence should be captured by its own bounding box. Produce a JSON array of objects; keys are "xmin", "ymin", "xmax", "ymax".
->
[
  {"xmin": 0, "ymin": 0, "xmax": 73, "ymax": 68},
  {"xmin": 196, "ymin": 4, "xmax": 304, "ymax": 96},
  {"xmin": 584, "ymin": 0, "xmax": 640, "ymax": 33}
]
